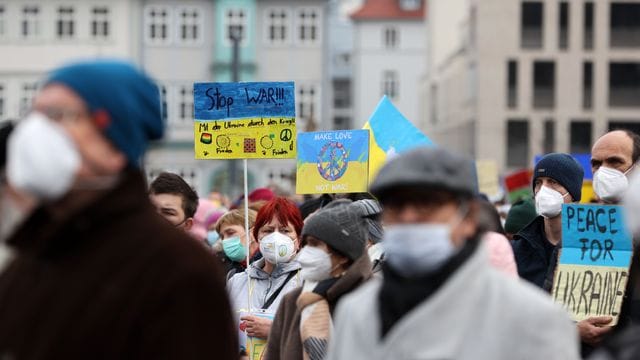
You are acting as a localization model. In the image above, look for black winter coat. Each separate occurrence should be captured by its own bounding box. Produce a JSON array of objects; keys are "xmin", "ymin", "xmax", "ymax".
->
[{"xmin": 511, "ymin": 216, "xmax": 557, "ymax": 289}]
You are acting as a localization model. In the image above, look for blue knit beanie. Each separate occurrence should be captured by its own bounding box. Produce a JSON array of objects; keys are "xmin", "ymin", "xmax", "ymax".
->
[
  {"xmin": 45, "ymin": 60, "xmax": 164, "ymax": 166},
  {"xmin": 533, "ymin": 153, "xmax": 584, "ymax": 201}
]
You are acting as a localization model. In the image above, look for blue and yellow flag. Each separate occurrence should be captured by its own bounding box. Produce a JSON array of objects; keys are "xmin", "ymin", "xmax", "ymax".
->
[{"xmin": 363, "ymin": 96, "xmax": 434, "ymax": 184}]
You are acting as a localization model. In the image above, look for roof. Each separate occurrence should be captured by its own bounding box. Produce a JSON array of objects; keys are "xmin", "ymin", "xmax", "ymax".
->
[{"xmin": 350, "ymin": 0, "xmax": 425, "ymax": 21}]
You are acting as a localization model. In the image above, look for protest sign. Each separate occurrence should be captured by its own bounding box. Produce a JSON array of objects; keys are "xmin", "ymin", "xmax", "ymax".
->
[
  {"xmin": 193, "ymin": 82, "xmax": 296, "ymax": 159},
  {"xmin": 504, "ymin": 169, "xmax": 532, "ymax": 203},
  {"xmin": 552, "ymin": 204, "xmax": 633, "ymax": 325},
  {"xmin": 476, "ymin": 160, "xmax": 500, "ymax": 199},
  {"xmin": 296, "ymin": 129, "xmax": 369, "ymax": 194}
]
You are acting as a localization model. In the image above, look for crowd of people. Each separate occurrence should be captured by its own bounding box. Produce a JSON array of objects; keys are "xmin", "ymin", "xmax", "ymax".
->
[{"xmin": 1, "ymin": 59, "xmax": 640, "ymax": 359}]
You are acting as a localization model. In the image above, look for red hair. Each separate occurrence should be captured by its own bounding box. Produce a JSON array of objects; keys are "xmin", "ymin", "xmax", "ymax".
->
[{"xmin": 253, "ymin": 197, "xmax": 303, "ymax": 240}]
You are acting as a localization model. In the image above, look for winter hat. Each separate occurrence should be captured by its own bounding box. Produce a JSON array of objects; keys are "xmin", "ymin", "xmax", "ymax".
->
[
  {"xmin": 350, "ymin": 199, "xmax": 383, "ymax": 243},
  {"xmin": 248, "ymin": 187, "xmax": 275, "ymax": 202},
  {"xmin": 504, "ymin": 197, "xmax": 537, "ymax": 234},
  {"xmin": 45, "ymin": 59, "xmax": 163, "ymax": 166},
  {"xmin": 533, "ymin": 153, "xmax": 584, "ymax": 201},
  {"xmin": 371, "ymin": 147, "xmax": 476, "ymax": 200},
  {"xmin": 302, "ymin": 201, "xmax": 368, "ymax": 261}
]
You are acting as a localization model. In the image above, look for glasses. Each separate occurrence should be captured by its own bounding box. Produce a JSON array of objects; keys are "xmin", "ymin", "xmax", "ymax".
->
[{"xmin": 31, "ymin": 106, "xmax": 89, "ymax": 125}]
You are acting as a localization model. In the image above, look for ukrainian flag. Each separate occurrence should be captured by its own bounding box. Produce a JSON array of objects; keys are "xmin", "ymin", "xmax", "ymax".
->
[{"xmin": 363, "ymin": 96, "xmax": 434, "ymax": 184}]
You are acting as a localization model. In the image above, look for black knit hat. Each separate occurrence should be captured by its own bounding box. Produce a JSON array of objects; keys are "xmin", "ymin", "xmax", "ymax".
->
[
  {"xmin": 301, "ymin": 201, "xmax": 367, "ymax": 261},
  {"xmin": 533, "ymin": 153, "xmax": 584, "ymax": 201}
]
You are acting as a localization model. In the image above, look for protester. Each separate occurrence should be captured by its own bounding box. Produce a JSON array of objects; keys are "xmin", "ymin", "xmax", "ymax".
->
[
  {"xmin": 477, "ymin": 198, "xmax": 517, "ymax": 276},
  {"xmin": 227, "ymin": 197, "xmax": 304, "ymax": 355},
  {"xmin": 512, "ymin": 153, "xmax": 584, "ymax": 289},
  {"xmin": 325, "ymin": 147, "xmax": 579, "ymax": 360},
  {"xmin": 591, "ymin": 130, "xmax": 640, "ymax": 204},
  {"xmin": 504, "ymin": 197, "xmax": 537, "ymax": 240},
  {"xmin": 299, "ymin": 194, "xmax": 334, "ymax": 220},
  {"xmin": 149, "ymin": 171, "xmax": 198, "ymax": 232},
  {"xmin": 0, "ymin": 60, "xmax": 236, "ymax": 358},
  {"xmin": 265, "ymin": 200, "xmax": 372, "ymax": 360},
  {"xmin": 190, "ymin": 198, "xmax": 224, "ymax": 242},
  {"xmin": 350, "ymin": 199, "xmax": 385, "ymax": 274},
  {"xmin": 215, "ymin": 208, "xmax": 261, "ymax": 280},
  {"xmin": 231, "ymin": 187, "xmax": 275, "ymax": 210}
]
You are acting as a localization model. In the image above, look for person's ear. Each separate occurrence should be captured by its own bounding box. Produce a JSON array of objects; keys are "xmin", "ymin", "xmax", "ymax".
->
[{"xmin": 184, "ymin": 218, "xmax": 194, "ymax": 231}]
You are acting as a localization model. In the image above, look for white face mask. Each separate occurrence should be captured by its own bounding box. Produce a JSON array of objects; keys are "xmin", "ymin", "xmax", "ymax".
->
[
  {"xmin": 297, "ymin": 245, "xmax": 334, "ymax": 282},
  {"xmin": 623, "ymin": 171, "xmax": 640, "ymax": 239},
  {"xmin": 383, "ymin": 223, "xmax": 457, "ymax": 277},
  {"xmin": 259, "ymin": 231, "xmax": 296, "ymax": 265},
  {"xmin": 593, "ymin": 166, "xmax": 633, "ymax": 203},
  {"xmin": 535, "ymin": 185, "xmax": 568, "ymax": 218},
  {"xmin": 7, "ymin": 112, "xmax": 81, "ymax": 201}
]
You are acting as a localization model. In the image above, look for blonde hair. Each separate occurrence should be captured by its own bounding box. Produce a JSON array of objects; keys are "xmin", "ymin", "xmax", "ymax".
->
[{"xmin": 214, "ymin": 209, "xmax": 257, "ymax": 234}]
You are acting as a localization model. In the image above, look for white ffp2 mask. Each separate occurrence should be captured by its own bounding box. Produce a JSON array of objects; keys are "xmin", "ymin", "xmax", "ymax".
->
[{"xmin": 535, "ymin": 186, "xmax": 568, "ymax": 218}]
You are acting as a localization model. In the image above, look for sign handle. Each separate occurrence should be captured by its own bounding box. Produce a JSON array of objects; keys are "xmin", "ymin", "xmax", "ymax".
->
[{"xmin": 243, "ymin": 158, "xmax": 252, "ymax": 357}]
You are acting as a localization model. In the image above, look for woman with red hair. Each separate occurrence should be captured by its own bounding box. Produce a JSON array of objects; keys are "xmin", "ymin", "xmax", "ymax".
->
[{"xmin": 227, "ymin": 197, "xmax": 304, "ymax": 357}]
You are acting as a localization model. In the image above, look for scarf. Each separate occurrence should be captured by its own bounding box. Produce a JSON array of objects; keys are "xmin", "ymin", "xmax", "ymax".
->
[{"xmin": 297, "ymin": 278, "xmax": 338, "ymax": 360}]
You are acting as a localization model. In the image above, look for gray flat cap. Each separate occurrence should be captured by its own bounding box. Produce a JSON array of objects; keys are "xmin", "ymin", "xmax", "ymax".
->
[{"xmin": 370, "ymin": 147, "xmax": 476, "ymax": 199}]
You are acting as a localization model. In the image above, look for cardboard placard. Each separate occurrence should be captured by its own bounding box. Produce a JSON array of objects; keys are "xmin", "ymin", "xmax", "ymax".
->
[
  {"xmin": 296, "ymin": 130, "xmax": 369, "ymax": 194},
  {"xmin": 552, "ymin": 204, "xmax": 634, "ymax": 325},
  {"xmin": 476, "ymin": 160, "xmax": 500, "ymax": 199},
  {"xmin": 193, "ymin": 82, "xmax": 296, "ymax": 159}
]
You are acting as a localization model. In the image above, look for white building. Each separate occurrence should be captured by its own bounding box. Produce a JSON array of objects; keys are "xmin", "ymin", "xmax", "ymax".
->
[
  {"xmin": 350, "ymin": 0, "xmax": 426, "ymax": 127},
  {"xmin": 0, "ymin": 0, "xmax": 139, "ymax": 121},
  {"xmin": 425, "ymin": 0, "xmax": 640, "ymax": 172}
]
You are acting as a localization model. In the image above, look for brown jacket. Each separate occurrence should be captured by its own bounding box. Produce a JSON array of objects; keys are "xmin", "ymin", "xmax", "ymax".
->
[
  {"xmin": 0, "ymin": 170, "xmax": 237, "ymax": 359},
  {"xmin": 264, "ymin": 254, "xmax": 372, "ymax": 360}
]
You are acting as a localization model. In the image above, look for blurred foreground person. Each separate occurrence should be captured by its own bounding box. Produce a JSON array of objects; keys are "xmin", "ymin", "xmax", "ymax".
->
[
  {"xmin": 0, "ymin": 60, "xmax": 236, "ymax": 359},
  {"xmin": 326, "ymin": 147, "xmax": 579, "ymax": 360},
  {"xmin": 265, "ymin": 200, "xmax": 372, "ymax": 359},
  {"xmin": 149, "ymin": 171, "xmax": 198, "ymax": 232}
]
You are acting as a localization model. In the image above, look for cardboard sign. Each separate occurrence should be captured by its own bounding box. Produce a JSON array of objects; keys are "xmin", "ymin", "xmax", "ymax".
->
[
  {"xmin": 296, "ymin": 130, "xmax": 369, "ymax": 194},
  {"xmin": 193, "ymin": 82, "xmax": 296, "ymax": 159},
  {"xmin": 551, "ymin": 204, "xmax": 634, "ymax": 325},
  {"xmin": 476, "ymin": 160, "xmax": 500, "ymax": 199},
  {"xmin": 363, "ymin": 96, "xmax": 433, "ymax": 184}
]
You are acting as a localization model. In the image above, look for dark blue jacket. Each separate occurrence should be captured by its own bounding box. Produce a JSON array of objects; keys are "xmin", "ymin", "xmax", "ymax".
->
[{"xmin": 511, "ymin": 216, "xmax": 557, "ymax": 289}]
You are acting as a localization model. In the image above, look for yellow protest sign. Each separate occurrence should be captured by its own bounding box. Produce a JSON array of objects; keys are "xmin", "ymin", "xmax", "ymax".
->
[{"xmin": 475, "ymin": 160, "xmax": 500, "ymax": 199}]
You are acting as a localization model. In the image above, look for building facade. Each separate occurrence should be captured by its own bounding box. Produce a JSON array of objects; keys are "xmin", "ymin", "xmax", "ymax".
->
[
  {"xmin": 425, "ymin": 0, "xmax": 640, "ymax": 173},
  {"xmin": 351, "ymin": 0, "xmax": 426, "ymax": 127}
]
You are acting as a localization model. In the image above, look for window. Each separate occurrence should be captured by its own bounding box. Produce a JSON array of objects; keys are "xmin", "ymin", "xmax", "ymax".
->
[
  {"xmin": 57, "ymin": 7, "xmax": 75, "ymax": 38},
  {"xmin": 159, "ymin": 84, "xmax": 169, "ymax": 123},
  {"xmin": 543, "ymin": 119, "xmax": 555, "ymax": 153},
  {"xmin": 22, "ymin": 6, "xmax": 40, "ymax": 38},
  {"xmin": 177, "ymin": 7, "xmax": 201, "ymax": 44},
  {"xmin": 383, "ymin": 27, "xmax": 398, "ymax": 48},
  {"xmin": 507, "ymin": 60, "xmax": 518, "ymax": 108},
  {"xmin": 265, "ymin": 8, "xmax": 289, "ymax": 45},
  {"xmin": 507, "ymin": 120, "xmax": 529, "ymax": 168},
  {"xmin": 297, "ymin": 85, "xmax": 317, "ymax": 123},
  {"xmin": 609, "ymin": 62, "xmax": 640, "ymax": 107},
  {"xmin": 583, "ymin": 61, "xmax": 593, "ymax": 109},
  {"xmin": 570, "ymin": 121, "xmax": 592, "ymax": 154},
  {"xmin": 145, "ymin": 6, "xmax": 171, "ymax": 44},
  {"xmin": 0, "ymin": 6, "xmax": 6, "ymax": 37},
  {"xmin": 521, "ymin": 2, "xmax": 543, "ymax": 48},
  {"xmin": 609, "ymin": 121, "xmax": 640, "ymax": 135},
  {"xmin": 333, "ymin": 116, "xmax": 350, "ymax": 130},
  {"xmin": 584, "ymin": 2, "xmax": 594, "ymax": 49},
  {"xmin": 559, "ymin": 2, "xmax": 569, "ymax": 49},
  {"xmin": 333, "ymin": 79, "xmax": 351, "ymax": 109},
  {"xmin": 226, "ymin": 8, "xmax": 246, "ymax": 45},
  {"xmin": 400, "ymin": 0, "xmax": 421, "ymax": 11},
  {"xmin": 382, "ymin": 71, "xmax": 398, "ymax": 99},
  {"xmin": 533, "ymin": 61, "xmax": 555, "ymax": 108},
  {"xmin": 610, "ymin": 3, "xmax": 640, "ymax": 48},
  {"xmin": 20, "ymin": 82, "xmax": 38, "ymax": 116},
  {"xmin": 0, "ymin": 84, "xmax": 4, "ymax": 119},
  {"xmin": 177, "ymin": 85, "xmax": 193, "ymax": 124},
  {"xmin": 297, "ymin": 8, "xmax": 320, "ymax": 45},
  {"xmin": 91, "ymin": 7, "xmax": 109, "ymax": 39}
]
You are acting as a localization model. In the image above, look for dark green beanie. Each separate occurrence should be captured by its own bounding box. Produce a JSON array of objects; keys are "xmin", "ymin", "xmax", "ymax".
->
[{"xmin": 504, "ymin": 197, "xmax": 537, "ymax": 234}]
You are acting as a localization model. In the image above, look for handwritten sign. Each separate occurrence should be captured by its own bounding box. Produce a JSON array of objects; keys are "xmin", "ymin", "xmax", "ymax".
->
[
  {"xmin": 552, "ymin": 204, "xmax": 633, "ymax": 325},
  {"xmin": 476, "ymin": 160, "xmax": 500, "ymax": 199},
  {"xmin": 296, "ymin": 130, "xmax": 369, "ymax": 194},
  {"xmin": 193, "ymin": 82, "xmax": 296, "ymax": 159}
]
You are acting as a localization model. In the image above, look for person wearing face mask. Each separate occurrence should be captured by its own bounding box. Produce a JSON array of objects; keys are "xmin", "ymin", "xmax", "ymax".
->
[
  {"xmin": 591, "ymin": 130, "xmax": 640, "ymax": 204},
  {"xmin": 511, "ymin": 153, "xmax": 584, "ymax": 289},
  {"xmin": 325, "ymin": 147, "xmax": 579, "ymax": 360},
  {"xmin": 0, "ymin": 60, "xmax": 237, "ymax": 359},
  {"xmin": 227, "ymin": 197, "xmax": 304, "ymax": 355},
  {"xmin": 264, "ymin": 200, "xmax": 373, "ymax": 360},
  {"xmin": 214, "ymin": 208, "xmax": 261, "ymax": 280}
]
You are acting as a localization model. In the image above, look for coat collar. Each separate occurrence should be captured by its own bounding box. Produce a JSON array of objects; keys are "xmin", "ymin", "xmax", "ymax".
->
[{"xmin": 247, "ymin": 258, "xmax": 301, "ymax": 280}]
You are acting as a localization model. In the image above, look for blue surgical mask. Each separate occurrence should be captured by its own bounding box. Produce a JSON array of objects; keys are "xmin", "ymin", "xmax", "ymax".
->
[
  {"xmin": 222, "ymin": 236, "xmax": 247, "ymax": 262},
  {"xmin": 206, "ymin": 231, "xmax": 219, "ymax": 247}
]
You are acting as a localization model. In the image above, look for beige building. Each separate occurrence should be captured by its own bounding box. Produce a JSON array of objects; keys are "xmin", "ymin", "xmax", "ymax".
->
[{"xmin": 425, "ymin": 0, "xmax": 640, "ymax": 172}]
